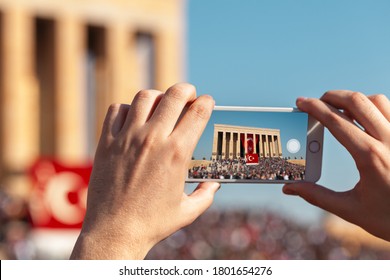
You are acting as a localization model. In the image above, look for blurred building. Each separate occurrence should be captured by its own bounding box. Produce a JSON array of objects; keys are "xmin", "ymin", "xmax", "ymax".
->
[{"xmin": 0, "ymin": 0, "xmax": 186, "ymax": 197}]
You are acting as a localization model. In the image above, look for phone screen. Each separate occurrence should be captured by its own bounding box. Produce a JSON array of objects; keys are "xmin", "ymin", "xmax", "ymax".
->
[{"xmin": 188, "ymin": 109, "xmax": 308, "ymax": 182}]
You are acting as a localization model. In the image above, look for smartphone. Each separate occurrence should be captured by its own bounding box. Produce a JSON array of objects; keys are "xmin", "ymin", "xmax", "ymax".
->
[{"xmin": 186, "ymin": 106, "xmax": 324, "ymax": 183}]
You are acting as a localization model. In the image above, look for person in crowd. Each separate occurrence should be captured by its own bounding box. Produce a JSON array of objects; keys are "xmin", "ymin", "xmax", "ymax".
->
[
  {"xmin": 71, "ymin": 84, "xmax": 390, "ymax": 259},
  {"xmin": 188, "ymin": 157, "xmax": 305, "ymax": 180}
]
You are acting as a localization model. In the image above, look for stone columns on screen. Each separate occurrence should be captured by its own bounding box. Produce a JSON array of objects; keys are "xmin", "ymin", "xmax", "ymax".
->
[{"xmin": 212, "ymin": 124, "xmax": 282, "ymax": 160}]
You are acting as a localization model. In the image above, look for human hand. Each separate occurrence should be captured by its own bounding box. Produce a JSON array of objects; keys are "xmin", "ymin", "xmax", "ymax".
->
[
  {"xmin": 70, "ymin": 83, "xmax": 220, "ymax": 259},
  {"xmin": 283, "ymin": 91, "xmax": 390, "ymax": 241}
]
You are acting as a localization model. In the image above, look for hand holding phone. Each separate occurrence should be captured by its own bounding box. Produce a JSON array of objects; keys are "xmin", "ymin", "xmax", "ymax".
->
[
  {"xmin": 283, "ymin": 92, "xmax": 390, "ymax": 242},
  {"xmin": 71, "ymin": 83, "xmax": 220, "ymax": 259},
  {"xmin": 186, "ymin": 106, "xmax": 324, "ymax": 183}
]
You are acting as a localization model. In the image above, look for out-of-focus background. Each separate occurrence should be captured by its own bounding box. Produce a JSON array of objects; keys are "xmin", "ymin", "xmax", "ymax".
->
[{"xmin": 0, "ymin": 0, "xmax": 390, "ymax": 259}]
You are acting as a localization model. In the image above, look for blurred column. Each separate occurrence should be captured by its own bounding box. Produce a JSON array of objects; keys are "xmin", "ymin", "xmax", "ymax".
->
[
  {"xmin": 273, "ymin": 136, "xmax": 277, "ymax": 156},
  {"xmin": 221, "ymin": 131, "xmax": 226, "ymax": 159},
  {"xmin": 267, "ymin": 134, "xmax": 272, "ymax": 157},
  {"xmin": 278, "ymin": 135, "xmax": 282, "ymax": 157},
  {"xmin": 244, "ymin": 133, "xmax": 247, "ymax": 155},
  {"xmin": 107, "ymin": 24, "xmax": 130, "ymax": 104},
  {"xmin": 253, "ymin": 132, "xmax": 257, "ymax": 154},
  {"xmin": 232, "ymin": 132, "xmax": 237, "ymax": 159},
  {"xmin": 274, "ymin": 136, "xmax": 279, "ymax": 156},
  {"xmin": 0, "ymin": 12, "xmax": 3, "ymax": 181},
  {"xmin": 128, "ymin": 28, "xmax": 141, "ymax": 99},
  {"xmin": 2, "ymin": 8, "xmax": 39, "ymax": 195},
  {"xmin": 212, "ymin": 127, "xmax": 218, "ymax": 160},
  {"xmin": 265, "ymin": 134, "xmax": 269, "ymax": 157},
  {"xmin": 274, "ymin": 135, "xmax": 277, "ymax": 157},
  {"xmin": 155, "ymin": 26, "xmax": 184, "ymax": 90},
  {"xmin": 237, "ymin": 130, "xmax": 245, "ymax": 157},
  {"xmin": 259, "ymin": 134, "xmax": 263, "ymax": 157},
  {"xmin": 2, "ymin": 9, "xmax": 38, "ymax": 169},
  {"xmin": 56, "ymin": 15, "xmax": 85, "ymax": 163},
  {"xmin": 228, "ymin": 132, "xmax": 233, "ymax": 159}
]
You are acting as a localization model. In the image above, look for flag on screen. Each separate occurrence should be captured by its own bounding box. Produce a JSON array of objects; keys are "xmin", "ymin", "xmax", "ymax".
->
[
  {"xmin": 245, "ymin": 153, "xmax": 259, "ymax": 165},
  {"xmin": 247, "ymin": 133, "xmax": 254, "ymax": 153},
  {"xmin": 240, "ymin": 133, "xmax": 245, "ymax": 151}
]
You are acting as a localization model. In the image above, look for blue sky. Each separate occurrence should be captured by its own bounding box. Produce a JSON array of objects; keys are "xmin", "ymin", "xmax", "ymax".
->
[{"xmin": 185, "ymin": 0, "xmax": 390, "ymax": 224}]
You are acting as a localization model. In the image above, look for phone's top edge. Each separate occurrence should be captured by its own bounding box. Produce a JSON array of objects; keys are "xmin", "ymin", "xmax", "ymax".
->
[{"xmin": 214, "ymin": 106, "xmax": 300, "ymax": 112}]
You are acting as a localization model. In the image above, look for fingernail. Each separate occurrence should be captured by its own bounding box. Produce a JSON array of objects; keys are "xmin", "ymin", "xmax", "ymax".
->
[
  {"xmin": 283, "ymin": 186, "xmax": 298, "ymax": 196},
  {"xmin": 296, "ymin": 97, "xmax": 308, "ymax": 106}
]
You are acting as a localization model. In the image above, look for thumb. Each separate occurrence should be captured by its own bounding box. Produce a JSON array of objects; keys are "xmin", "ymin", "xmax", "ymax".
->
[
  {"xmin": 283, "ymin": 182, "xmax": 356, "ymax": 218},
  {"xmin": 182, "ymin": 182, "xmax": 220, "ymax": 222}
]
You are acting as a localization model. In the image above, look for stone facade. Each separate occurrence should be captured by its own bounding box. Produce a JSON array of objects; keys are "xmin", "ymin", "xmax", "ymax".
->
[
  {"xmin": 212, "ymin": 124, "xmax": 282, "ymax": 159},
  {"xmin": 0, "ymin": 0, "xmax": 185, "ymax": 195}
]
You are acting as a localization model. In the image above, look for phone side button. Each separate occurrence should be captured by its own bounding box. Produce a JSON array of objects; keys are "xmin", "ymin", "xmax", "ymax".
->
[{"xmin": 309, "ymin": 140, "xmax": 320, "ymax": 153}]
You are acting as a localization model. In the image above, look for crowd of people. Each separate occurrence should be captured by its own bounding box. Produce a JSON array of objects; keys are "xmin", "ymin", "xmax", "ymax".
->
[
  {"xmin": 2, "ymin": 86, "xmax": 390, "ymax": 260},
  {"xmin": 146, "ymin": 209, "xmax": 390, "ymax": 260},
  {"xmin": 188, "ymin": 157, "xmax": 305, "ymax": 181},
  {"xmin": 0, "ymin": 187, "xmax": 389, "ymax": 260},
  {"xmin": 0, "ymin": 190, "xmax": 32, "ymax": 259}
]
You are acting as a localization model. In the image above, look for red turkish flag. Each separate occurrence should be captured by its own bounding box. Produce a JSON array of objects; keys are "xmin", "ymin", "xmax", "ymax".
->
[
  {"xmin": 28, "ymin": 158, "xmax": 92, "ymax": 229},
  {"xmin": 245, "ymin": 153, "xmax": 259, "ymax": 165}
]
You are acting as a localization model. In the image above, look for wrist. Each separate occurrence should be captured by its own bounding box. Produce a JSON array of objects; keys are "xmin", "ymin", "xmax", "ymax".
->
[{"xmin": 70, "ymin": 228, "xmax": 152, "ymax": 260}]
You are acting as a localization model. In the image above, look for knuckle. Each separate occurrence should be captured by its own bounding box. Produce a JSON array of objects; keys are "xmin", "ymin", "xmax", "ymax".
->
[
  {"xmin": 199, "ymin": 94, "xmax": 215, "ymax": 105},
  {"xmin": 167, "ymin": 83, "xmax": 196, "ymax": 101},
  {"xmin": 324, "ymin": 108, "xmax": 344, "ymax": 126},
  {"xmin": 361, "ymin": 142, "xmax": 383, "ymax": 165},
  {"xmin": 107, "ymin": 103, "xmax": 121, "ymax": 113},
  {"xmin": 135, "ymin": 89, "xmax": 157, "ymax": 101},
  {"xmin": 367, "ymin": 142, "xmax": 382, "ymax": 157},
  {"xmin": 358, "ymin": 143, "xmax": 390, "ymax": 180},
  {"xmin": 102, "ymin": 103, "xmax": 121, "ymax": 130},
  {"xmin": 169, "ymin": 139, "xmax": 187, "ymax": 161},
  {"xmin": 173, "ymin": 82, "xmax": 196, "ymax": 93},
  {"xmin": 349, "ymin": 91, "xmax": 366, "ymax": 105},
  {"xmin": 188, "ymin": 102, "xmax": 211, "ymax": 120},
  {"xmin": 300, "ymin": 97, "xmax": 322, "ymax": 113},
  {"xmin": 370, "ymin": 94, "xmax": 388, "ymax": 105},
  {"xmin": 142, "ymin": 132, "xmax": 159, "ymax": 149},
  {"xmin": 305, "ymin": 97, "xmax": 320, "ymax": 107},
  {"xmin": 321, "ymin": 90, "xmax": 333, "ymax": 100},
  {"xmin": 167, "ymin": 86, "xmax": 184, "ymax": 101}
]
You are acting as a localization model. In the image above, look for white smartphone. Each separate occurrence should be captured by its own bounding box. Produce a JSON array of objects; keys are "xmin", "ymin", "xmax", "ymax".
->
[{"xmin": 186, "ymin": 106, "xmax": 324, "ymax": 184}]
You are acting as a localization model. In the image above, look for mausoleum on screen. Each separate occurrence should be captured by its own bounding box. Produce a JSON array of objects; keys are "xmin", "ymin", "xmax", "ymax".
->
[{"xmin": 212, "ymin": 124, "xmax": 282, "ymax": 160}]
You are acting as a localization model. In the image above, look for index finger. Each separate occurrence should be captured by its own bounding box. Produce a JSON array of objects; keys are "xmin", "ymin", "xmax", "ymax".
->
[
  {"xmin": 321, "ymin": 90, "xmax": 390, "ymax": 141},
  {"xmin": 368, "ymin": 94, "xmax": 390, "ymax": 122},
  {"xmin": 148, "ymin": 83, "xmax": 197, "ymax": 137},
  {"xmin": 296, "ymin": 97, "xmax": 378, "ymax": 161},
  {"xmin": 170, "ymin": 95, "xmax": 215, "ymax": 156}
]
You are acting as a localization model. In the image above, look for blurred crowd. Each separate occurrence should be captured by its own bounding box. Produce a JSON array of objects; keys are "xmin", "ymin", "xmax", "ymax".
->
[
  {"xmin": 0, "ymin": 190, "xmax": 34, "ymax": 259},
  {"xmin": 147, "ymin": 209, "xmax": 390, "ymax": 260},
  {"xmin": 189, "ymin": 157, "xmax": 305, "ymax": 180},
  {"xmin": 1, "ymin": 189, "xmax": 390, "ymax": 260}
]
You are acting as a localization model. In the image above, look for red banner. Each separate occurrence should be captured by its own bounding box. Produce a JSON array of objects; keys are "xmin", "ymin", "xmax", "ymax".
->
[
  {"xmin": 247, "ymin": 134, "xmax": 254, "ymax": 154},
  {"xmin": 245, "ymin": 153, "xmax": 259, "ymax": 165},
  {"xmin": 240, "ymin": 133, "xmax": 257, "ymax": 154},
  {"xmin": 240, "ymin": 133, "xmax": 245, "ymax": 152},
  {"xmin": 28, "ymin": 159, "xmax": 92, "ymax": 229}
]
